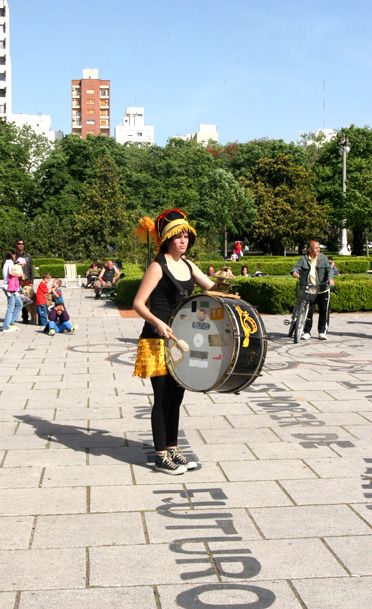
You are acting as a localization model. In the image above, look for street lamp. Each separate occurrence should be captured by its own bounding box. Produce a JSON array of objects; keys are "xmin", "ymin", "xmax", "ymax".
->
[{"xmin": 339, "ymin": 135, "xmax": 351, "ymax": 255}]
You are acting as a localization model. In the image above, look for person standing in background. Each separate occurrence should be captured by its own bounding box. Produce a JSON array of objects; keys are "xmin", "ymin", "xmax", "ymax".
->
[{"xmin": 14, "ymin": 239, "xmax": 33, "ymax": 324}]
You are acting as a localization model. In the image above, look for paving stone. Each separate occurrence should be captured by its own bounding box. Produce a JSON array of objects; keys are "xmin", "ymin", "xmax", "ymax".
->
[
  {"xmin": 91, "ymin": 484, "xmax": 184, "ymax": 512},
  {"xmin": 350, "ymin": 504, "xmax": 372, "ymax": 526},
  {"xmin": 185, "ymin": 481, "xmax": 292, "ymax": 508},
  {"xmin": 0, "ymin": 516, "xmax": 34, "ymax": 549},
  {"xmin": 273, "ymin": 425, "xmax": 356, "ymax": 443},
  {"xmin": 249, "ymin": 505, "xmax": 370, "ymax": 538},
  {"xmin": 280, "ymin": 478, "xmax": 369, "ymax": 504},
  {"xmin": 293, "ymin": 576, "xmax": 372, "ymax": 609},
  {"xmin": 324, "ymin": 535, "xmax": 372, "ymax": 575},
  {"xmin": 247, "ymin": 441, "xmax": 335, "ymax": 460},
  {"xmin": 0, "ymin": 592, "xmax": 16, "ymax": 609},
  {"xmin": 311, "ymin": 399, "xmax": 372, "ymax": 412},
  {"xmin": 343, "ymin": 425, "xmax": 372, "ymax": 440},
  {"xmin": 0, "ymin": 435, "xmax": 49, "ymax": 449},
  {"xmin": 304, "ymin": 457, "xmax": 371, "ymax": 478},
  {"xmin": 158, "ymin": 580, "xmax": 303, "ymax": 609},
  {"xmin": 207, "ymin": 538, "xmax": 346, "ymax": 579},
  {"xmin": 0, "ymin": 468, "xmax": 42, "ymax": 488},
  {"xmin": 188, "ymin": 443, "xmax": 257, "ymax": 461},
  {"xmin": 90, "ymin": 543, "xmax": 217, "ymax": 586},
  {"xmin": 33, "ymin": 512, "xmax": 145, "ymax": 548},
  {"xmin": 0, "ymin": 548, "xmax": 85, "ymax": 590},
  {"xmin": 0, "ymin": 488, "xmax": 86, "ymax": 516},
  {"xmin": 198, "ymin": 428, "xmax": 281, "ymax": 444},
  {"xmin": 146, "ymin": 507, "xmax": 262, "ymax": 543},
  {"xmin": 3, "ymin": 448, "xmax": 87, "ymax": 468},
  {"xmin": 42, "ymin": 463, "xmax": 133, "ymax": 487},
  {"xmin": 18, "ymin": 587, "xmax": 157, "ymax": 609},
  {"xmin": 219, "ymin": 459, "xmax": 316, "ymax": 481}
]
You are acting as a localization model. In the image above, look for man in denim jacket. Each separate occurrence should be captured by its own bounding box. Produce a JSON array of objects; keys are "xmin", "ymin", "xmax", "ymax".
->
[{"xmin": 291, "ymin": 240, "xmax": 335, "ymax": 341}]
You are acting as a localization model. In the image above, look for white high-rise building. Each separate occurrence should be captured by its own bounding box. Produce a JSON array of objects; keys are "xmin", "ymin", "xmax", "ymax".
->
[
  {"xmin": 176, "ymin": 123, "xmax": 219, "ymax": 145},
  {"xmin": 9, "ymin": 113, "xmax": 63, "ymax": 142},
  {"xmin": 0, "ymin": 0, "xmax": 11, "ymax": 120},
  {"xmin": 115, "ymin": 107, "xmax": 154, "ymax": 145}
]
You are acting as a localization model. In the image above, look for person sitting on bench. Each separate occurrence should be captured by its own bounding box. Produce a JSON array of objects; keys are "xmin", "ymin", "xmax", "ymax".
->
[{"xmin": 94, "ymin": 260, "xmax": 121, "ymax": 299}]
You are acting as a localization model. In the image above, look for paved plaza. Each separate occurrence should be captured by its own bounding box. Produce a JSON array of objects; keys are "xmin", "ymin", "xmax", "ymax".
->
[{"xmin": 0, "ymin": 286, "xmax": 371, "ymax": 608}]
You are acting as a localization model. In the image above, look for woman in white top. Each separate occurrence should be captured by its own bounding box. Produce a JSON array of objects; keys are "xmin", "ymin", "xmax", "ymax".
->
[{"xmin": 2, "ymin": 250, "xmax": 23, "ymax": 333}]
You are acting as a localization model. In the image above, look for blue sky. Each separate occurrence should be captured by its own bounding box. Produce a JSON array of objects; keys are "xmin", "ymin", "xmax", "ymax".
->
[{"xmin": 10, "ymin": 0, "xmax": 372, "ymax": 145}]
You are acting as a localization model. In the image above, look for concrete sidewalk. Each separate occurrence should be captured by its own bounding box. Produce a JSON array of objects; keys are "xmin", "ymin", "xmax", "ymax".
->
[{"xmin": 0, "ymin": 287, "xmax": 371, "ymax": 609}]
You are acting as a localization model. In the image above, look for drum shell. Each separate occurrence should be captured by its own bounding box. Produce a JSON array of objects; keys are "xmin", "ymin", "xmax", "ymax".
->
[{"xmin": 166, "ymin": 294, "xmax": 267, "ymax": 394}]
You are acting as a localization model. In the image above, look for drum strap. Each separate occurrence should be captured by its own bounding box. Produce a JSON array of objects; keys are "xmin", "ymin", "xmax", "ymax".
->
[{"xmin": 155, "ymin": 254, "xmax": 191, "ymax": 302}]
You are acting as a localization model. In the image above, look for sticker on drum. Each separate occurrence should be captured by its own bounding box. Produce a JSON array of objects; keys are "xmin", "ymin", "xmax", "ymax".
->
[
  {"xmin": 193, "ymin": 333, "xmax": 204, "ymax": 347},
  {"xmin": 189, "ymin": 350, "xmax": 208, "ymax": 368}
]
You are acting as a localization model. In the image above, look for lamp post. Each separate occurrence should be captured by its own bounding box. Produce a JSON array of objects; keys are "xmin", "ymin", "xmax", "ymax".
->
[{"xmin": 339, "ymin": 135, "xmax": 351, "ymax": 255}]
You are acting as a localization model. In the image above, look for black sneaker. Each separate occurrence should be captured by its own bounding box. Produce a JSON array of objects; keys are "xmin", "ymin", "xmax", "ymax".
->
[
  {"xmin": 168, "ymin": 447, "xmax": 198, "ymax": 470},
  {"xmin": 154, "ymin": 452, "xmax": 187, "ymax": 475}
]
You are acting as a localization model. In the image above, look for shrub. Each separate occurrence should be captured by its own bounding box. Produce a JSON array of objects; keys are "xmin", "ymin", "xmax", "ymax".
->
[{"xmin": 33, "ymin": 258, "xmax": 65, "ymax": 265}]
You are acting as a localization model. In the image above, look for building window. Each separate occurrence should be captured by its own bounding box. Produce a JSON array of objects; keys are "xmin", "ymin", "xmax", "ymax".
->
[
  {"xmin": 86, "ymin": 120, "xmax": 95, "ymax": 125},
  {"xmin": 87, "ymin": 109, "xmax": 95, "ymax": 115},
  {"xmin": 86, "ymin": 99, "xmax": 95, "ymax": 105},
  {"xmin": 86, "ymin": 89, "xmax": 95, "ymax": 94}
]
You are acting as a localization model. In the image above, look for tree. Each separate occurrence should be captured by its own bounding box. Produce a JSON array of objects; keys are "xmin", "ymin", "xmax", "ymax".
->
[
  {"xmin": 314, "ymin": 126, "xmax": 372, "ymax": 254},
  {"xmin": 243, "ymin": 154, "xmax": 328, "ymax": 254},
  {"xmin": 75, "ymin": 156, "xmax": 129, "ymax": 259}
]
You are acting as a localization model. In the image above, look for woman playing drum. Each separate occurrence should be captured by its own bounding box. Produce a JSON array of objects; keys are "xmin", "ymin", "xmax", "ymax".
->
[{"xmin": 133, "ymin": 208, "xmax": 215, "ymax": 475}]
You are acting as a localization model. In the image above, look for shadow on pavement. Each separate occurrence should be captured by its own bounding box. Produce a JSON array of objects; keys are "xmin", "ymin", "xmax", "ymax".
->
[{"xmin": 14, "ymin": 414, "xmax": 152, "ymax": 469}]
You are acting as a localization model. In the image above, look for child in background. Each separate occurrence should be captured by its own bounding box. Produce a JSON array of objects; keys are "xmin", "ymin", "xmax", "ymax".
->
[
  {"xmin": 51, "ymin": 279, "xmax": 64, "ymax": 305},
  {"xmin": 36, "ymin": 273, "xmax": 52, "ymax": 326},
  {"xmin": 45, "ymin": 303, "xmax": 75, "ymax": 336}
]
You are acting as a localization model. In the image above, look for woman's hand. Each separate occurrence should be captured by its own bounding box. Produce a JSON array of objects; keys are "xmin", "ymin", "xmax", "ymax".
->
[{"xmin": 153, "ymin": 319, "xmax": 172, "ymax": 338}]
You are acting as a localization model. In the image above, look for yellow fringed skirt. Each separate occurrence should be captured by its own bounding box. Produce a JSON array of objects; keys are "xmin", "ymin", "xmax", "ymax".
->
[{"xmin": 133, "ymin": 338, "xmax": 168, "ymax": 378}]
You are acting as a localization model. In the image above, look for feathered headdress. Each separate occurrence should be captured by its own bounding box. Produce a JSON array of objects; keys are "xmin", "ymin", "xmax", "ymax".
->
[{"xmin": 135, "ymin": 208, "xmax": 197, "ymax": 258}]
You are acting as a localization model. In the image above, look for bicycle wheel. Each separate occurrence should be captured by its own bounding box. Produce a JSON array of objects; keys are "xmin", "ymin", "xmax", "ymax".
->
[
  {"xmin": 294, "ymin": 302, "xmax": 309, "ymax": 343},
  {"xmin": 288, "ymin": 308, "xmax": 297, "ymax": 338}
]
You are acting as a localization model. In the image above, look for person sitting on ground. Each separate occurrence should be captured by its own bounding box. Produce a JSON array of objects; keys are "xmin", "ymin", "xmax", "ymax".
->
[
  {"xmin": 241, "ymin": 265, "xmax": 249, "ymax": 276},
  {"xmin": 206, "ymin": 265, "xmax": 215, "ymax": 277},
  {"xmin": 36, "ymin": 273, "xmax": 52, "ymax": 326},
  {"xmin": 85, "ymin": 261, "xmax": 101, "ymax": 288},
  {"xmin": 51, "ymin": 278, "xmax": 64, "ymax": 305},
  {"xmin": 94, "ymin": 260, "xmax": 121, "ymax": 299},
  {"xmin": 44, "ymin": 303, "xmax": 75, "ymax": 336}
]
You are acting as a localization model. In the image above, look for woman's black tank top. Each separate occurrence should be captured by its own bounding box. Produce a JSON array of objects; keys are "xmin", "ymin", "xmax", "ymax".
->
[{"xmin": 140, "ymin": 255, "xmax": 194, "ymax": 339}]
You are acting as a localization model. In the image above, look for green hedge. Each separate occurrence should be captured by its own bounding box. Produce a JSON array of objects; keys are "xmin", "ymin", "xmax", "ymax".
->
[
  {"xmin": 33, "ymin": 258, "xmax": 65, "ymax": 266},
  {"xmin": 115, "ymin": 274, "xmax": 372, "ymax": 313},
  {"xmin": 199, "ymin": 256, "xmax": 371, "ymax": 276}
]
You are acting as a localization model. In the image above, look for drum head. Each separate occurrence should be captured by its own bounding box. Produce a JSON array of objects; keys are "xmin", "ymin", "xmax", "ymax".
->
[{"xmin": 166, "ymin": 294, "xmax": 266, "ymax": 393}]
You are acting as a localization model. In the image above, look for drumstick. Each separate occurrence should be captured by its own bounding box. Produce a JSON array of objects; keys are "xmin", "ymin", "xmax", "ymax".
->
[{"xmin": 169, "ymin": 332, "xmax": 189, "ymax": 353}]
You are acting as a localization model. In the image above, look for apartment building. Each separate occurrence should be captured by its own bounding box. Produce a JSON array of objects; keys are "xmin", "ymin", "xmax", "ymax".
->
[
  {"xmin": 176, "ymin": 123, "xmax": 219, "ymax": 145},
  {"xmin": 9, "ymin": 112, "xmax": 63, "ymax": 142},
  {"xmin": 0, "ymin": 0, "xmax": 11, "ymax": 120},
  {"xmin": 115, "ymin": 106, "xmax": 154, "ymax": 145},
  {"xmin": 71, "ymin": 68, "xmax": 110, "ymax": 138}
]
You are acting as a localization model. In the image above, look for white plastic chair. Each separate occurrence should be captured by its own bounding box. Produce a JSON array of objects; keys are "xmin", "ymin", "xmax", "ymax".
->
[{"xmin": 64, "ymin": 264, "xmax": 81, "ymax": 288}]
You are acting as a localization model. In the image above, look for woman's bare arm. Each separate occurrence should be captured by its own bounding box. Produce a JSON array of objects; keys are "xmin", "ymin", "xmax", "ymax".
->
[{"xmin": 133, "ymin": 262, "xmax": 173, "ymax": 338}]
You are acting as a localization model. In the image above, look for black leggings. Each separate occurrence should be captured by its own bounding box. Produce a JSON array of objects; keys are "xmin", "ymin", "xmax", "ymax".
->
[{"xmin": 150, "ymin": 374, "xmax": 185, "ymax": 452}]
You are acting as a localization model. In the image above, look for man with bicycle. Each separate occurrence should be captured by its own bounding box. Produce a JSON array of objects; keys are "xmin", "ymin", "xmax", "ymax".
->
[{"xmin": 291, "ymin": 240, "xmax": 335, "ymax": 340}]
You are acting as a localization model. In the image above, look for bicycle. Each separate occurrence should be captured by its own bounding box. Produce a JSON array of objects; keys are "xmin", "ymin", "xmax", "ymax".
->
[{"xmin": 285, "ymin": 282, "xmax": 330, "ymax": 343}]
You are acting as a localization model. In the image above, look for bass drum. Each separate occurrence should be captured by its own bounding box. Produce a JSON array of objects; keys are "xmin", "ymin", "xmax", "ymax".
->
[{"xmin": 166, "ymin": 293, "xmax": 267, "ymax": 393}]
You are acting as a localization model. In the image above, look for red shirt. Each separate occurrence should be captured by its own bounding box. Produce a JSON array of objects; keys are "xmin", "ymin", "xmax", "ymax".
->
[{"xmin": 36, "ymin": 280, "xmax": 49, "ymax": 305}]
